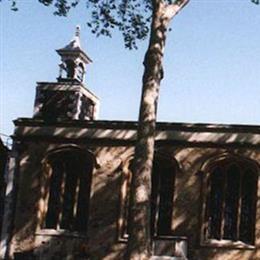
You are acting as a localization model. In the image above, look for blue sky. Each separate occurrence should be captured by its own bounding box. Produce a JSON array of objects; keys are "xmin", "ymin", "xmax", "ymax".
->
[{"xmin": 1, "ymin": 1, "xmax": 260, "ymax": 142}]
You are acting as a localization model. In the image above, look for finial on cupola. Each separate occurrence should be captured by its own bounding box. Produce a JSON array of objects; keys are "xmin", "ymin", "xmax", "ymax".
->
[
  {"xmin": 75, "ymin": 25, "xmax": 80, "ymax": 37},
  {"xmin": 56, "ymin": 25, "xmax": 92, "ymax": 83}
]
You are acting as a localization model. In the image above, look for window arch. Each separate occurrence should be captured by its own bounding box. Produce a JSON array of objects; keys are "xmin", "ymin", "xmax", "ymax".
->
[
  {"xmin": 202, "ymin": 155, "xmax": 258, "ymax": 245},
  {"xmin": 43, "ymin": 148, "xmax": 94, "ymax": 233},
  {"xmin": 119, "ymin": 154, "xmax": 177, "ymax": 239}
]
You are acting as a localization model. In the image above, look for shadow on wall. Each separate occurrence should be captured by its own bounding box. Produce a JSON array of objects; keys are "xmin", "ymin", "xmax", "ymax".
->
[
  {"xmin": 5, "ymin": 124, "xmax": 260, "ymax": 259},
  {"xmin": 6, "ymin": 127, "xmax": 130, "ymax": 259},
  {"xmin": 0, "ymin": 139, "xmax": 8, "ymax": 235},
  {"xmin": 9, "ymin": 157, "xmax": 127, "ymax": 259}
]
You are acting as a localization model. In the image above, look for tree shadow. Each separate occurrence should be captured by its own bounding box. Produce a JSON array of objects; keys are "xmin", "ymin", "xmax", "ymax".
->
[{"xmin": 1, "ymin": 119, "xmax": 259, "ymax": 259}]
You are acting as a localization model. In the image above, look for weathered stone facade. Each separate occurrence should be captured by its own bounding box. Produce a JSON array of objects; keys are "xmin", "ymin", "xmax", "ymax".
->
[
  {"xmin": 1, "ymin": 28, "xmax": 259, "ymax": 260},
  {"xmin": 0, "ymin": 138, "xmax": 8, "ymax": 236},
  {"xmin": 1, "ymin": 120, "xmax": 259, "ymax": 260}
]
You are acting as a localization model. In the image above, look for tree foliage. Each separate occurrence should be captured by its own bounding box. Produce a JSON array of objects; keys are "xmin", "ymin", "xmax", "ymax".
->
[
  {"xmin": 4, "ymin": 0, "xmax": 152, "ymax": 49},
  {"xmin": 2, "ymin": 0, "xmax": 259, "ymax": 49},
  {"xmin": 1, "ymin": 0, "xmax": 259, "ymax": 259}
]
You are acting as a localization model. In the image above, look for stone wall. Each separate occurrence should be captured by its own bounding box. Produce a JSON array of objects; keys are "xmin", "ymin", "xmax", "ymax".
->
[
  {"xmin": 0, "ymin": 139, "xmax": 8, "ymax": 235},
  {"xmin": 4, "ymin": 121, "xmax": 260, "ymax": 259}
]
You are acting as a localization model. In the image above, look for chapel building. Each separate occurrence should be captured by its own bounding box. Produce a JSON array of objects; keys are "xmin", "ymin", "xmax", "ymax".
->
[{"xmin": 0, "ymin": 27, "xmax": 260, "ymax": 260}]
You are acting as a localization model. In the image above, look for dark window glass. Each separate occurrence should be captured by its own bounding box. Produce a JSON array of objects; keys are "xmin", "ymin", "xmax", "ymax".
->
[
  {"xmin": 207, "ymin": 167, "xmax": 225, "ymax": 240},
  {"xmin": 60, "ymin": 159, "xmax": 79, "ymax": 230},
  {"xmin": 204, "ymin": 159, "xmax": 258, "ymax": 245},
  {"xmin": 45, "ymin": 159, "xmax": 64, "ymax": 229},
  {"xmin": 239, "ymin": 169, "xmax": 258, "ymax": 244},
  {"xmin": 223, "ymin": 165, "xmax": 240, "ymax": 240},
  {"xmin": 122, "ymin": 157, "xmax": 176, "ymax": 238},
  {"xmin": 154, "ymin": 163, "xmax": 175, "ymax": 235},
  {"xmin": 45, "ymin": 150, "xmax": 93, "ymax": 233}
]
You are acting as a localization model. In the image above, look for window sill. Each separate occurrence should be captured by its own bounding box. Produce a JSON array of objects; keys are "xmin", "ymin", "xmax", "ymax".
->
[
  {"xmin": 35, "ymin": 229, "xmax": 87, "ymax": 239},
  {"xmin": 154, "ymin": 236, "xmax": 188, "ymax": 241},
  {"xmin": 118, "ymin": 235, "xmax": 187, "ymax": 243},
  {"xmin": 201, "ymin": 239, "xmax": 255, "ymax": 250}
]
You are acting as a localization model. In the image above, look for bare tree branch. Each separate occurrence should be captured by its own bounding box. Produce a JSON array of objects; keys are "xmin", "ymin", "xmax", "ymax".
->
[{"xmin": 164, "ymin": 0, "xmax": 190, "ymax": 20}]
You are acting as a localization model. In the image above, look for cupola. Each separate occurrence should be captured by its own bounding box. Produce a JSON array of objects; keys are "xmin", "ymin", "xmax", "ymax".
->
[
  {"xmin": 56, "ymin": 25, "xmax": 92, "ymax": 83},
  {"xmin": 33, "ymin": 26, "xmax": 99, "ymax": 122}
]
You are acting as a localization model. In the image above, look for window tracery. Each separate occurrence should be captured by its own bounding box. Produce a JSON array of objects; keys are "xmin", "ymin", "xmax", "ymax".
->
[
  {"xmin": 202, "ymin": 156, "xmax": 258, "ymax": 246},
  {"xmin": 119, "ymin": 155, "xmax": 177, "ymax": 239},
  {"xmin": 43, "ymin": 149, "xmax": 93, "ymax": 233}
]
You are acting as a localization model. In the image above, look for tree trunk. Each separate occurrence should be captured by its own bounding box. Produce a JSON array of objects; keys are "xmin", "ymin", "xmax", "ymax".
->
[
  {"xmin": 126, "ymin": 0, "xmax": 189, "ymax": 258},
  {"xmin": 126, "ymin": 2, "xmax": 169, "ymax": 259}
]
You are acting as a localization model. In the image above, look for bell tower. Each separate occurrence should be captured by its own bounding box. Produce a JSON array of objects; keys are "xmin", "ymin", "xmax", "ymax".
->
[
  {"xmin": 33, "ymin": 26, "xmax": 99, "ymax": 122},
  {"xmin": 57, "ymin": 25, "xmax": 91, "ymax": 83}
]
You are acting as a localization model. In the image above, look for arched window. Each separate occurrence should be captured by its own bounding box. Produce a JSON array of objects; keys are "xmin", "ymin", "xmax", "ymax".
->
[
  {"xmin": 65, "ymin": 60, "xmax": 75, "ymax": 78},
  {"xmin": 202, "ymin": 156, "xmax": 258, "ymax": 245},
  {"xmin": 43, "ymin": 148, "xmax": 93, "ymax": 233},
  {"xmin": 151, "ymin": 159, "xmax": 175, "ymax": 236},
  {"xmin": 119, "ymin": 155, "xmax": 177, "ymax": 239},
  {"xmin": 76, "ymin": 63, "xmax": 84, "ymax": 82}
]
